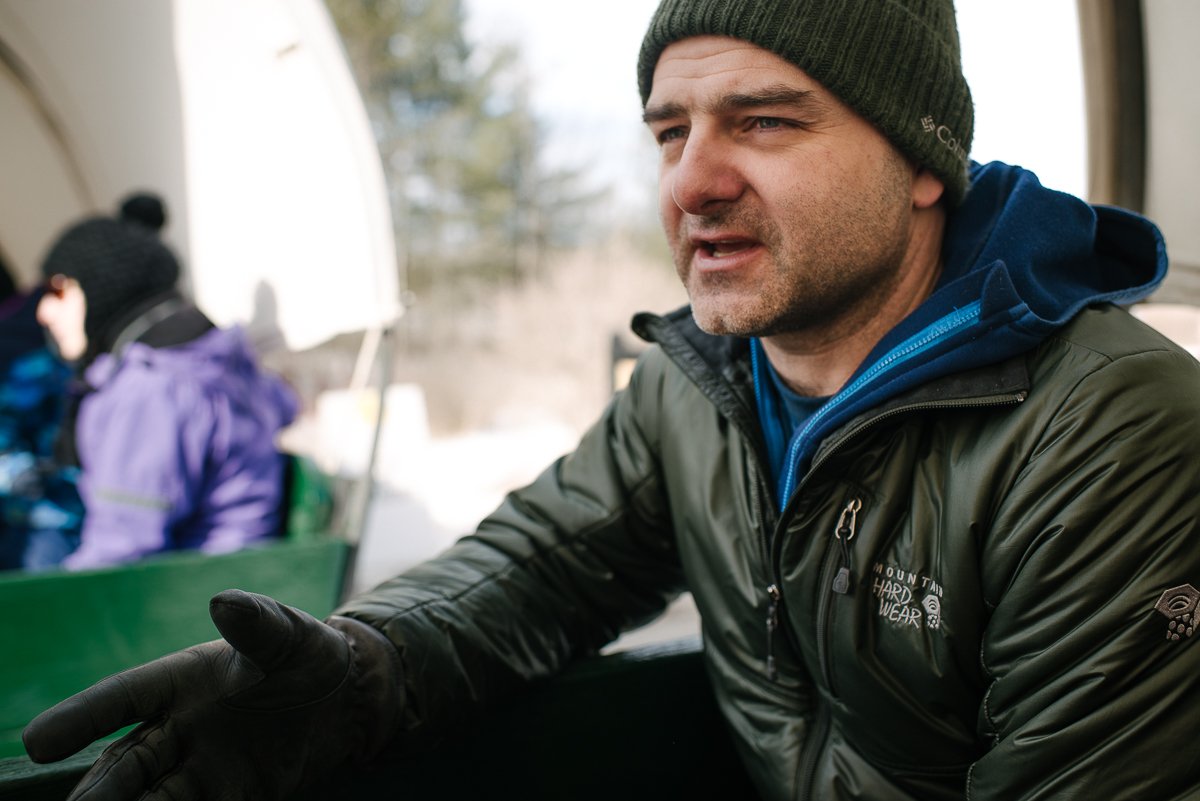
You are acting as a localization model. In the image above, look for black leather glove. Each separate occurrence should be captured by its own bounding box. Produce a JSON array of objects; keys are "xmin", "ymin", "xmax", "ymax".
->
[{"xmin": 22, "ymin": 589, "xmax": 403, "ymax": 801}]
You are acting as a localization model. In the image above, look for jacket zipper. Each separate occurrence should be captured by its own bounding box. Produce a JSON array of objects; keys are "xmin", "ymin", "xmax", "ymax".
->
[
  {"xmin": 808, "ymin": 393, "xmax": 1027, "ymax": 476},
  {"xmin": 785, "ymin": 498, "xmax": 863, "ymax": 801},
  {"xmin": 741, "ymin": 422, "xmax": 786, "ymax": 683},
  {"xmin": 816, "ymin": 497, "xmax": 862, "ymax": 696},
  {"xmin": 830, "ymin": 498, "xmax": 861, "ymax": 595},
  {"xmin": 765, "ymin": 582, "xmax": 781, "ymax": 681},
  {"xmin": 777, "ymin": 301, "xmax": 987, "ymax": 503}
]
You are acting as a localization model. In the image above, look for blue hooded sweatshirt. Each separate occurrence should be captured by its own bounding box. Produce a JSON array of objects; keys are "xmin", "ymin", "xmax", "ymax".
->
[{"xmin": 753, "ymin": 161, "xmax": 1168, "ymax": 508}]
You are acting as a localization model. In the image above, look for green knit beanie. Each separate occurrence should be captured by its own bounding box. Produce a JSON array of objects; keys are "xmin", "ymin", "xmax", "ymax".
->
[{"xmin": 637, "ymin": 0, "xmax": 975, "ymax": 206}]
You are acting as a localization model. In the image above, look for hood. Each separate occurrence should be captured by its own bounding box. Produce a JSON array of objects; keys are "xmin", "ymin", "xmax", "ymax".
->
[
  {"xmin": 88, "ymin": 325, "xmax": 247, "ymax": 380},
  {"xmin": 84, "ymin": 325, "xmax": 299, "ymax": 429},
  {"xmin": 757, "ymin": 160, "xmax": 1167, "ymax": 504}
]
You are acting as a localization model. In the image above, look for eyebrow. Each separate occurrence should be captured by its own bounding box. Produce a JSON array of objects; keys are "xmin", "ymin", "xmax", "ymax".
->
[{"xmin": 643, "ymin": 85, "xmax": 824, "ymax": 125}]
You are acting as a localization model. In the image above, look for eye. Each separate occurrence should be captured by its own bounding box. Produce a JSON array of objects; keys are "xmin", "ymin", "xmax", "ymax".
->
[
  {"xmin": 753, "ymin": 117, "xmax": 785, "ymax": 131},
  {"xmin": 656, "ymin": 126, "xmax": 686, "ymax": 145}
]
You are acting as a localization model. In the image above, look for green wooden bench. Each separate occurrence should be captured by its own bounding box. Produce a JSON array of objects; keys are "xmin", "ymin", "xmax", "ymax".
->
[
  {"xmin": 0, "ymin": 455, "xmax": 347, "ymax": 761},
  {"xmin": 0, "ymin": 636, "xmax": 758, "ymax": 801}
]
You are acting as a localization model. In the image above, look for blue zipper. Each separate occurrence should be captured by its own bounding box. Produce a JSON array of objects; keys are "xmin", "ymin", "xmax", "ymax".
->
[{"xmin": 777, "ymin": 301, "xmax": 983, "ymax": 502}]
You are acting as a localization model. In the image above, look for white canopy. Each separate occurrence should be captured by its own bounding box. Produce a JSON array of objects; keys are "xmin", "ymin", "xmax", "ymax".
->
[{"xmin": 0, "ymin": 0, "xmax": 399, "ymax": 352}]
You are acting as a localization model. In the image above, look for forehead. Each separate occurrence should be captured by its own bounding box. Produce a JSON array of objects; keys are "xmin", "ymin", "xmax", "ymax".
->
[{"xmin": 646, "ymin": 35, "xmax": 824, "ymax": 107}]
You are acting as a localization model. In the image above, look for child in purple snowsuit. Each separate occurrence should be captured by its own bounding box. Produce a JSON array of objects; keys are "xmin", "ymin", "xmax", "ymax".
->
[{"xmin": 36, "ymin": 193, "xmax": 298, "ymax": 570}]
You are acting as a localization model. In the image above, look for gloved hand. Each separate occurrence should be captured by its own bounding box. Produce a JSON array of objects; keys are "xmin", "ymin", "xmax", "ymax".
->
[{"xmin": 22, "ymin": 589, "xmax": 403, "ymax": 800}]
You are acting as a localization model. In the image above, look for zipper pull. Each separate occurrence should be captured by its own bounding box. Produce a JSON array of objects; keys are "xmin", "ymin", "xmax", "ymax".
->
[
  {"xmin": 765, "ymin": 583, "xmax": 781, "ymax": 681},
  {"xmin": 831, "ymin": 498, "xmax": 862, "ymax": 594}
]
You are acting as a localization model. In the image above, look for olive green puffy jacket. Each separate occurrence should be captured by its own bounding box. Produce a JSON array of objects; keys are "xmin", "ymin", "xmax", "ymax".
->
[{"xmin": 340, "ymin": 302, "xmax": 1200, "ymax": 800}]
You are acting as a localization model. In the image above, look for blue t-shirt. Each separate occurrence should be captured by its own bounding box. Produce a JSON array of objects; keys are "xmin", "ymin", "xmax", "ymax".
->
[{"xmin": 751, "ymin": 339, "xmax": 830, "ymax": 506}]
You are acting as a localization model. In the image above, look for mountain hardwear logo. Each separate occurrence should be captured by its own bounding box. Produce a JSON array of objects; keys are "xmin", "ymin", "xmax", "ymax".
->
[
  {"xmin": 871, "ymin": 562, "xmax": 943, "ymax": 631},
  {"xmin": 1155, "ymin": 584, "xmax": 1200, "ymax": 641},
  {"xmin": 921, "ymin": 594, "xmax": 942, "ymax": 629}
]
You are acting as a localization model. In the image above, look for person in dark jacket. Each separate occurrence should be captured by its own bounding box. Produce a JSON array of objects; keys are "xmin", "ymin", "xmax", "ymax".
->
[
  {"xmin": 31, "ymin": 193, "xmax": 299, "ymax": 569},
  {"xmin": 22, "ymin": 2, "xmax": 1200, "ymax": 799},
  {"xmin": 0, "ymin": 259, "xmax": 83, "ymax": 571}
]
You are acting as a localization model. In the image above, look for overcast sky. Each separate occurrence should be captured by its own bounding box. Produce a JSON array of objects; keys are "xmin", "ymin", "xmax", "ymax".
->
[{"xmin": 463, "ymin": 0, "xmax": 1087, "ymax": 203}]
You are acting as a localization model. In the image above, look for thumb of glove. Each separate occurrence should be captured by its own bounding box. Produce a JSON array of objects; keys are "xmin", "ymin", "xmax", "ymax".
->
[{"xmin": 207, "ymin": 588, "xmax": 353, "ymax": 709}]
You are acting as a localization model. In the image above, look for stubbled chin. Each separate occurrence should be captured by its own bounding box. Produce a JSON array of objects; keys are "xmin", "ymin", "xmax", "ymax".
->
[
  {"xmin": 678, "ymin": 251, "xmax": 765, "ymax": 334},
  {"xmin": 688, "ymin": 295, "xmax": 748, "ymax": 337},
  {"xmin": 686, "ymin": 270, "xmax": 782, "ymax": 337},
  {"xmin": 690, "ymin": 310, "xmax": 732, "ymax": 336}
]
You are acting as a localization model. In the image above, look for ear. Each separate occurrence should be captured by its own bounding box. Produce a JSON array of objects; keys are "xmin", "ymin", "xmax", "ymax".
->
[{"xmin": 912, "ymin": 167, "xmax": 945, "ymax": 209}]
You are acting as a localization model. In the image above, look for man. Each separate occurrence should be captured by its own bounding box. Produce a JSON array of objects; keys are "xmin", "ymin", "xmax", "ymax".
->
[{"xmin": 23, "ymin": 0, "xmax": 1200, "ymax": 798}]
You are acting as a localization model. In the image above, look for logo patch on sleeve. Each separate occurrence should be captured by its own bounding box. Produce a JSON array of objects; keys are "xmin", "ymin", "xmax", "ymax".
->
[{"xmin": 1155, "ymin": 584, "xmax": 1200, "ymax": 641}]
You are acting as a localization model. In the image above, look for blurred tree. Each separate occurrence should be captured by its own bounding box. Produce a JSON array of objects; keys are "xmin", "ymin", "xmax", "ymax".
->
[{"xmin": 323, "ymin": 0, "xmax": 601, "ymax": 294}]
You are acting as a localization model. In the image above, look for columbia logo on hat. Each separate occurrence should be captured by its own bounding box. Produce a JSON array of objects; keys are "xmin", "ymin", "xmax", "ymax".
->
[{"xmin": 920, "ymin": 115, "xmax": 968, "ymax": 166}]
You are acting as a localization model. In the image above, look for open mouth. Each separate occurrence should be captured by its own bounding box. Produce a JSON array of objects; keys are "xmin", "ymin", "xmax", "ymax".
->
[{"xmin": 699, "ymin": 239, "xmax": 756, "ymax": 258}]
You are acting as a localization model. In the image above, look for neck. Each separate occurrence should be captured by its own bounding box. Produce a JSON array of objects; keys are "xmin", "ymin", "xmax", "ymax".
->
[{"xmin": 760, "ymin": 204, "xmax": 946, "ymax": 397}]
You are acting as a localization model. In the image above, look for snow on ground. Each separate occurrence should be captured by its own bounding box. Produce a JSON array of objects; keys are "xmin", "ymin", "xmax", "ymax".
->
[{"xmin": 289, "ymin": 384, "xmax": 701, "ymax": 649}]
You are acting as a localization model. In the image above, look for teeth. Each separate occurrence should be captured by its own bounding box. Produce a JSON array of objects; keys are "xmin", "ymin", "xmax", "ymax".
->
[{"xmin": 698, "ymin": 239, "xmax": 752, "ymax": 257}]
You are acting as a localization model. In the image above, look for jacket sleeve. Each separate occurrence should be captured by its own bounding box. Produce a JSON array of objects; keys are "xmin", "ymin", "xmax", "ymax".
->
[
  {"xmin": 334, "ymin": 351, "xmax": 686, "ymax": 747},
  {"xmin": 968, "ymin": 346, "xmax": 1200, "ymax": 799}
]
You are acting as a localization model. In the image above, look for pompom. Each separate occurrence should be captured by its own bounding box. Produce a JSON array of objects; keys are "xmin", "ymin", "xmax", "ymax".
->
[{"xmin": 118, "ymin": 192, "xmax": 167, "ymax": 232}]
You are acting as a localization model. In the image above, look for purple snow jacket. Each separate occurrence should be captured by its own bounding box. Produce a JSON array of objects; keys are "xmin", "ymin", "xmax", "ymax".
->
[{"xmin": 63, "ymin": 326, "xmax": 298, "ymax": 570}]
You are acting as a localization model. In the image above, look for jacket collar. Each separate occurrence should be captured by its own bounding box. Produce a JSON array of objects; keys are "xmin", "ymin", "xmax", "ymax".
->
[{"xmin": 632, "ymin": 162, "xmax": 1161, "ymax": 506}]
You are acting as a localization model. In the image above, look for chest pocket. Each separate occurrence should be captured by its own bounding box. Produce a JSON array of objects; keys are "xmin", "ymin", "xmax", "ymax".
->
[{"xmin": 782, "ymin": 470, "xmax": 985, "ymax": 772}]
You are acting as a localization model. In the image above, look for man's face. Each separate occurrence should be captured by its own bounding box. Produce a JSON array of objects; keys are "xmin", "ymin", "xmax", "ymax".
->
[{"xmin": 644, "ymin": 36, "xmax": 928, "ymax": 339}]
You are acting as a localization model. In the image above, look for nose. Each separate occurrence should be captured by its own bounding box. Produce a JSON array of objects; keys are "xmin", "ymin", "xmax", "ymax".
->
[
  {"xmin": 668, "ymin": 131, "xmax": 744, "ymax": 215},
  {"xmin": 35, "ymin": 294, "xmax": 53, "ymax": 326}
]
